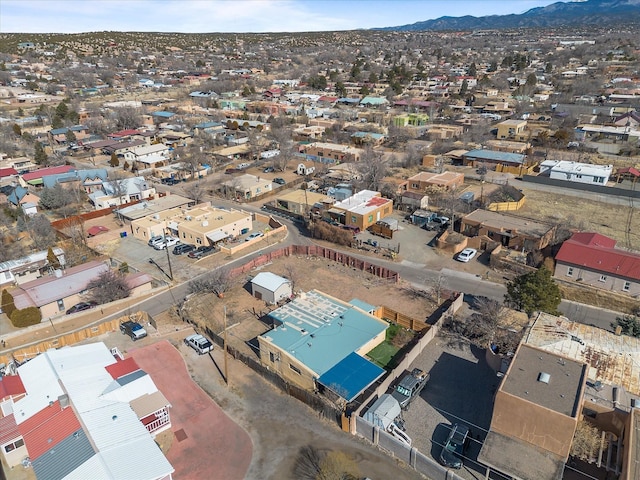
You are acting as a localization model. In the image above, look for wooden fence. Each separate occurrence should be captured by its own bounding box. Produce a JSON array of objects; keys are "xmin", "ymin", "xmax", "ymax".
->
[
  {"xmin": 0, "ymin": 311, "xmax": 151, "ymax": 366},
  {"xmin": 487, "ymin": 196, "xmax": 526, "ymax": 212},
  {"xmin": 228, "ymin": 244, "xmax": 400, "ymax": 283},
  {"xmin": 377, "ymin": 306, "xmax": 429, "ymax": 332}
]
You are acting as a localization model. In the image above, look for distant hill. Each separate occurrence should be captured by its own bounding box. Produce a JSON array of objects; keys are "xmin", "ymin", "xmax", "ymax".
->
[{"xmin": 379, "ymin": 0, "xmax": 640, "ymax": 31}]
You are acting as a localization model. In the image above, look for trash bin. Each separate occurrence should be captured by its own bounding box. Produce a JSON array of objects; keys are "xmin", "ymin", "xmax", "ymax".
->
[{"xmin": 120, "ymin": 232, "xmax": 127, "ymax": 238}]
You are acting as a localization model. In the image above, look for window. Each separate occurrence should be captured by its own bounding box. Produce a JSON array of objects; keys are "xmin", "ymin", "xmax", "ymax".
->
[
  {"xmin": 623, "ymin": 281, "xmax": 631, "ymax": 292},
  {"xmin": 57, "ymin": 299, "xmax": 64, "ymax": 311},
  {"xmin": 3, "ymin": 438, "xmax": 24, "ymax": 453},
  {"xmin": 351, "ymin": 216, "xmax": 357, "ymax": 224},
  {"xmin": 599, "ymin": 275, "xmax": 607, "ymax": 283},
  {"xmin": 412, "ymin": 183, "xmax": 419, "ymax": 189},
  {"xmin": 269, "ymin": 352, "xmax": 276, "ymax": 363},
  {"xmin": 368, "ymin": 215, "xmax": 373, "ymax": 223},
  {"xmin": 567, "ymin": 267, "xmax": 574, "ymax": 277},
  {"xmin": 196, "ymin": 238, "xmax": 202, "ymax": 245},
  {"xmin": 289, "ymin": 364, "xmax": 301, "ymax": 375}
]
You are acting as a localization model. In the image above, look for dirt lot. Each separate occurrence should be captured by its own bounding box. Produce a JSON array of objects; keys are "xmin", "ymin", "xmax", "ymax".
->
[
  {"xmin": 183, "ymin": 254, "xmax": 439, "ymax": 358},
  {"xmin": 517, "ymin": 186, "xmax": 640, "ymax": 250}
]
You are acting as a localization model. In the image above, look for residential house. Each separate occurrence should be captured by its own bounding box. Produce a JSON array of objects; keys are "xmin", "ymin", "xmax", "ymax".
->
[
  {"xmin": 496, "ymin": 119, "xmax": 528, "ymax": 140},
  {"xmin": 6, "ymin": 186, "xmax": 40, "ymax": 209},
  {"xmin": 89, "ymin": 176, "xmax": 156, "ymax": 209},
  {"xmin": 539, "ymin": 160, "xmax": 613, "ymax": 185},
  {"xmin": 0, "ymin": 247, "xmax": 65, "ymax": 287},
  {"xmin": 221, "ymin": 174, "xmax": 272, "ymax": 200},
  {"xmin": 130, "ymin": 205, "xmax": 252, "ymax": 247},
  {"xmin": 0, "ymin": 342, "xmax": 174, "ymax": 479},
  {"xmin": 0, "ymin": 167, "xmax": 18, "ymax": 185},
  {"xmin": 521, "ymin": 312, "xmax": 640, "ymax": 480},
  {"xmin": 484, "ymin": 139, "xmax": 531, "ymax": 154},
  {"xmin": 613, "ymin": 110, "xmax": 640, "ymax": 128},
  {"xmin": 275, "ymin": 189, "xmax": 334, "ymax": 216},
  {"xmin": 424, "ymin": 124, "xmax": 464, "ymax": 140},
  {"xmin": 42, "ymin": 168, "xmax": 108, "ymax": 194},
  {"xmin": 554, "ymin": 232, "xmax": 640, "ymax": 296},
  {"xmin": 257, "ymin": 290, "xmax": 387, "ymax": 400},
  {"xmin": 47, "ymin": 125, "xmax": 89, "ymax": 144},
  {"xmin": 328, "ymin": 190, "xmax": 393, "ymax": 231},
  {"xmin": 462, "ymin": 149, "xmax": 528, "ymax": 169},
  {"xmin": 10, "ymin": 260, "xmax": 109, "ymax": 318},
  {"xmin": 250, "ymin": 272, "xmax": 292, "ymax": 304},
  {"xmin": 123, "ymin": 143, "xmax": 171, "ymax": 168},
  {"xmin": 301, "ymin": 142, "xmax": 362, "ymax": 164},
  {"xmin": 460, "ymin": 209, "xmax": 556, "ymax": 251},
  {"xmin": 406, "ymin": 171, "xmax": 464, "ymax": 193},
  {"xmin": 478, "ymin": 343, "xmax": 586, "ymax": 480},
  {"xmin": 19, "ymin": 165, "xmax": 76, "ymax": 187}
]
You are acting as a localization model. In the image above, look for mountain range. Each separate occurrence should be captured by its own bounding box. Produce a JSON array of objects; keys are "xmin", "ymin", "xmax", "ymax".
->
[{"xmin": 380, "ymin": 0, "xmax": 640, "ymax": 31}]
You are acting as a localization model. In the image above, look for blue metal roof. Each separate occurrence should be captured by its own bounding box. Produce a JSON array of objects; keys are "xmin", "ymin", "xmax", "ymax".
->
[
  {"xmin": 464, "ymin": 149, "xmax": 525, "ymax": 164},
  {"xmin": 318, "ymin": 352, "xmax": 385, "ymax": 402},
  {"xmin": 349, "ymin": 298, "xmax": 376, "ymax": 314},
  {"xmin": 151, "ymin": 111, "xmax": 175, "ymax": 118},
  {"xmin": 262, "ymin": 290, "xmax": 388, "ymax": 376}
]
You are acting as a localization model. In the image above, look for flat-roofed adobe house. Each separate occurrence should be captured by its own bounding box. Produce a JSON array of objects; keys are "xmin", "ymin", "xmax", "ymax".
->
[
  {"xmin": 554, "ymin": 232, "xmax": 640, "ymax": 296},
  {"xmin": 539, "ymin": 160, "xmax": 613, "ymax": 185},
  {"xmin": 328, "ymin": 190, "xmax": 393, "ymax": 231},
  {"xmin": 221, "ymin": 174, "xmax": 272, "ymax": 200},
  {"xmin": 257, "ymin": 290, "xmax": 387, "ymax": 401},
  {"xmin": 520, "ymin": 312, "xmax": 640, "ymax": 480},
  {"xmin": 460, "ymin": 209, "xmax": 556, "ymax": 252},
  {"xmin": 479, "ymin": 343, "xmax": 587, "ymax": 480},
  {"xmin": 405, "ymin": 171, "xmax": 464, "ymax": 193},
  {"xmin": 0, "ymin": 343, "xmax": 174, "ymax": 478}
]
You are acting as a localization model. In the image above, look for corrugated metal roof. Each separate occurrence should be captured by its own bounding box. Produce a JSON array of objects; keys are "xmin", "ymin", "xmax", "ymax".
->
[
  {"xmin": 12, "ymin": 260, "xmax": 109, "ymax": 308},
  {"xmin": 251, "ymin": 272, "xmax": 290, "ymax": 292},
  {"xmin": 524, "ymin": 313, "xmax": 640, "ymax": 396},
  {"xmin": 0, "ymin": 374, "xmax": 26, "ymax": 399},
  {"xmin": 0, "ymin": 413, "xmax": 19, "ymax": 446},
  {"xmin": 31, "ymin": 428, "xmax": 94, "ymax": 480},
  {"xmin": 556, "ymin": 233, "xmax": 640, "ymax": 281},
  {"xmin": 105, "ymin": 357, "xmax": 140, "ymax": 380},
  {"xmin": 19, "ymin": 401, "xmax": 82, "ymax": 459}
]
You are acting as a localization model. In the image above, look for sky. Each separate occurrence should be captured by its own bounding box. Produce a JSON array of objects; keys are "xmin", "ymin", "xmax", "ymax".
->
[{"xmin": 1, "ymin": 0, "xmax": 562, "ymax": 34}]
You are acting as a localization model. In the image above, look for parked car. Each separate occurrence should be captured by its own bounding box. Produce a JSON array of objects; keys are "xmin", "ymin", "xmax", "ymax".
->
[
  {"xmin": 237, "ymin": 162, "xmax": 250, "ymax": 170},
  {"xmin": 245, "ymin": 231, "xmax": 264, "ymax": 242},
  {"xmin": 272, "ymin": 177, "xmax": 286, "ymax": 185},
  {"xmin": 148, "ymin": 235, "xmax": 164, "ymax": 247},
  {"xmin": 431, "ymin": 216, "xmax": 450, "ymax": 226},
  {"xmin": 154, "ymin": 236, "xmax": 179, "ymax": 250},
  {"xmin": 66, "ymin": 301, "xmax": 97, "ymax": 315},
  {"xmin": 439, "ymin": 424, "xmax": 469, "ymax": 469},
  {"xmin": 173, "ymin": 243, "xmax": 196, "ymax": 255},
  {"xmin": 120, "ymin": 320, "xmax": 148, "ymax": 341},
  {"xmin": 184, "ymin": 334, "xmax": 213, "ymax": 354},
  {"xmin": 391, "ymin": 368, "xmax": 429, "ymax": 409},
  {"xmin": 456, "ymin": 248, "xmax": 477, "ymax": 263},
  {"xmin": 263, "ymin": 166, "xmax": 275, "ymax": 173},
  {"xmin": 187, "ymin": 245, "xmax": 216, "ymax": 259},
  {"xmin": 161, "ymin": 177, "xmax": 180, "ymax": 185}
]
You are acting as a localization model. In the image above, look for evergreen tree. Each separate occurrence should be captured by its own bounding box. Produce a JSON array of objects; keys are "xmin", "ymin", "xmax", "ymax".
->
[
  {"xmin": 47, "ymin": 247, "xmax": 61, "ymax": 269},
  {"xmin": 505, "ymin": 266, "xmax": 561, "ymax": 316},
  {"xmin": 1, "ymin": 289, "xmax": 16, "ymax": 319},
  {"xmin": 34, "ymin": 141, "xmax": 48, "ymax": 165}
]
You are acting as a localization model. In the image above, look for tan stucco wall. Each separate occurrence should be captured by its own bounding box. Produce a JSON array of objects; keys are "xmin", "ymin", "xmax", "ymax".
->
[
  {"xmin": 491, "ymin": 390, "xmax": 577, "ymax": 459},
  {"xmin": 258, "ymin": 337, "xmax": 317, "ymax": 391},
  {"xmin": 1, "ymin": 441, "xmax": 27, "ymax": 468},
  {"xmin": 41, "ymin": 292, "xmax": 83, "ymax": 318}
]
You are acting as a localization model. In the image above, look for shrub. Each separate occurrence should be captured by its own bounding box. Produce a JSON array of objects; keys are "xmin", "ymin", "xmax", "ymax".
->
[
  {"xmin": 10, "ymin": 307, "xmax": 42, "ymax": 328},
  {"xmin": 309, "ymin": 221, "xmax": 353, "ymax": 246},
  {"xmin": 1, "ymin": 289, "xmax": 17, "ymax": 318}
]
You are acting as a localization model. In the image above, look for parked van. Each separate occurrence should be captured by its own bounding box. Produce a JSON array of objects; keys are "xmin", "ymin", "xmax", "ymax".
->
[
  {"xmin": 148, "ymin": 236, "xmax": 166, "ymax": 248},
  {"xmin": 237, "ymin": 162, "xmax": 250, "ymax": 170}
]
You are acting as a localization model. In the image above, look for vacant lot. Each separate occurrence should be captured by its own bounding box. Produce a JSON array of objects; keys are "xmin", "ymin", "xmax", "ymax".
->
[
  {"xmin": 518, "ymin": 187, "xmax": 640, "ymax": 250},
  {"xmin": 184, "ymin": 255, "xmax": 439, "ymax": 358}
]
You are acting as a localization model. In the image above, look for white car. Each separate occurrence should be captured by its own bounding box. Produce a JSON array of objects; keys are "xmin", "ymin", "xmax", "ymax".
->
[
  {"xmin": 456, "ymin": 248, "xmax": 477, "ymax": 263},
  {"xmin": 184, "ymin": 334, "xmax": 213, "ymax": 355},
  {"xmin": 154, "ymin": 236, "xmax": 179, "ymax": 250},
  {"xmin": 245, "ymin": 232, "xmax": 264, "ymax": 242}
]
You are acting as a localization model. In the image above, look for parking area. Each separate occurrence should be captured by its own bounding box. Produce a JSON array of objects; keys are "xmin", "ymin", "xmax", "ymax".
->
[{"xmin": 400, "ymin": 333, "xmax": 502, "ymax": 479}]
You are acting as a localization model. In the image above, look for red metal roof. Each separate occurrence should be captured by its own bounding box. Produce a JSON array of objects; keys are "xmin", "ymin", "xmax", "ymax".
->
[
  {"xmin": 0, "ymin": 167, "xmax": 18, "ymax": 177},
  {"xmin": 0, "ymin": 375, "xmax": 26, "ymax": 400},
  {"xmin": 18, "ymin": 401, "xmax": 83, "ymax": 460},
  {"xmin": 0, "ymin": 413, "xmax": 20, "ymax": 446},
  {"xmin": 86, "ymin": 225, "xmax": 109, "ymax": 236},
  {"xmin": 556, "ymin": 233, "xmax": 640, "ymax": 281},
  {"xmin": 21, "ymin": 165, "xmax": 74, "ymax": 181},
  {"xmin": 617, "ymin": 167, "xmax": 640, "ymax": 177},
  {"xmin": 105, "ymin": 357, "xmax": 141, "ymax": 379},
  {"xmin": 109, "ymin": 129, "xmax": 141, "ymax": 138}
]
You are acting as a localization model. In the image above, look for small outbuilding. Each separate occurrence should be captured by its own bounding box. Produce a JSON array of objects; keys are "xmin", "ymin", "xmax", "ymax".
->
[{"xmin": 250, "ymin": 272, "xmax": 292, "ymax": 304}]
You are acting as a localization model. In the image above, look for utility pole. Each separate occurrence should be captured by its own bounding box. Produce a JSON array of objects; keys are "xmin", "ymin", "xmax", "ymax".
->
[
  {"xmin": 164, "ymin": 244, "xmax": 173, "ymax": 281},
  {"xmin": 223, "ymin": 306, "xmax": 229, "ymax": 386}
]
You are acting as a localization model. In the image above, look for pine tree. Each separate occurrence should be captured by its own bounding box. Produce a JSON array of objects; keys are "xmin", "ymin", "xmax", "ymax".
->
[
  {"xmin": 34, "ymin": 141, "xmax": 48, "ymax": 165},
  {"xmin": 505, "ymin": 266, "xmax": 561, "ymax": 316},
  {"xmin": 1, "ymin": 289, "xmax": 16, "ymax": 319}
]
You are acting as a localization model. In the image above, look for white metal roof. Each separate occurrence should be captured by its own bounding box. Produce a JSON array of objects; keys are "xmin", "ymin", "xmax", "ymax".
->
[
  {"xmin": 251, "ymin": 272, "xmax": 291, "ymax": 292},
  {"xmin": 14, "ymin": 354, "xmax": 65, "ymax": 424}
]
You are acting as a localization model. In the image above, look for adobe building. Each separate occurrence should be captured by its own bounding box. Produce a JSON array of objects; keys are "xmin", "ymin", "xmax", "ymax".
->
[{"xmin": 479, "ymin": 343, "xmax": 587, "ymax": 480}]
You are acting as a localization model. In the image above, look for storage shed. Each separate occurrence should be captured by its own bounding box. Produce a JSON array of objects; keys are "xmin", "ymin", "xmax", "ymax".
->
[{"xmin": 250, "ymin": 272, "xmax": 292, "ymax": 304}]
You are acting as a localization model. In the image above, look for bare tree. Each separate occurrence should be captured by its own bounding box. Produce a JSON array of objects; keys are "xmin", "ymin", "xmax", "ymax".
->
[
  {"xmin": 189, "ymin": 267, "xmax": 233, "ymax": 296},
  {"xmin": 87, "ymin": 270, "xmax": 131, "ymax": 304},
  {"xmin": 111, "ymin": 106, "xmax": 142, "ymax": 130},
  {"xmin": 357, "ymin": 146, "xmax": 388, "ymax": 191},
  {"xmin": 185, "ymin": 181, "xmax": 207, "ymax": 205},
  {"xmin": 18, "ymin": 214, "xmax": 57, "ymax": 251}
]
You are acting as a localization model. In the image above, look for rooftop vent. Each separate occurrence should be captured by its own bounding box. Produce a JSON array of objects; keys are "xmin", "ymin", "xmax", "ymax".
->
[{"xmin": 538, "ymin": 372, "xmax": 551, "ymax": 384}]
